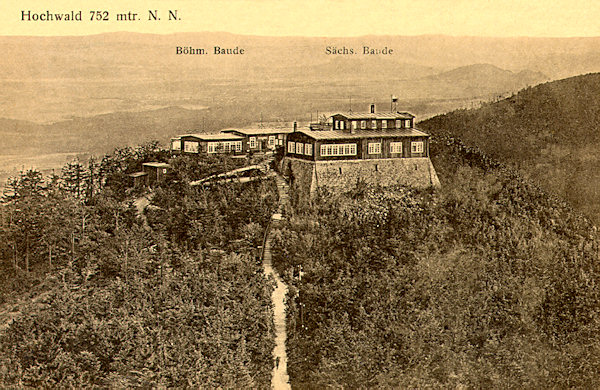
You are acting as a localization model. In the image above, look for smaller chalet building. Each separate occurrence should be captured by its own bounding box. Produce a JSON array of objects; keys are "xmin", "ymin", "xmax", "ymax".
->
[
  {"xmin": 128, "ymin": 162, "xmax": 171, "ymax": 188},
  {"xmin": 172, "ymin": 133, "xmax": 247, "ymax": 155},
  {"xmin": 142, "ymin": 162, "xmax": 170, "ymax": 185},
  {"xmin": 221, "ymin": 128, "xmax": 293, "ymax": 152}
]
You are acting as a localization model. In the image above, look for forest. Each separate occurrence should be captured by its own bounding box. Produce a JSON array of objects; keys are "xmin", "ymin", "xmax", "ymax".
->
[
  {"xmin": 271, "ymin": 134, "xmax": 600, "ymax": 387},
  {"xmin": 2, "ymin": 89, "xmax": 600, "ymax": 387},
  {"xmin": 0, "ymin": 144, "xmax": 279, "ymax": 387},
  {"xmin": 419, "ymin": 72, "xmax": 600, "ymax": 225}
]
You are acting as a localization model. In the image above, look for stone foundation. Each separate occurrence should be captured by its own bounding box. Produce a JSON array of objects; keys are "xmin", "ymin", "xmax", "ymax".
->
[{"xmin": 284, "ymin": 157, "xmax": 440, "ymax": 200}]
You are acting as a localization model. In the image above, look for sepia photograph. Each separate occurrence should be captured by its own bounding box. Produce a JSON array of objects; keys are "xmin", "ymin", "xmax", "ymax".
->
[{"xmin": 1, "ymin": 0, "xmax": 600, "ymax": 387}]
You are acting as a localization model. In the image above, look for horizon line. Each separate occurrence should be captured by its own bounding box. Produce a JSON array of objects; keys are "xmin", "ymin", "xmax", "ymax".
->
[{"xmin": 2, "ymin": 31, "xmax": 600, "ymax": 40}]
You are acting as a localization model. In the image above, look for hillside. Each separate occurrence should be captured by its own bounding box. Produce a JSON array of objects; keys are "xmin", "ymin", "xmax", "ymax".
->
[
  {"xmin": 0, "ymin": 150, "xmax": 279, "ymax": 387},
  {"xmin": 1, "ymin": 123, "xmax": 599, "ymax": 386},
  {"xmin": 419, "ymin": 72, "xmax": 600, "ymax": 225},
  {"xmin": 270, "ymin": 131, "xmax": 600, "ymax": 387}
]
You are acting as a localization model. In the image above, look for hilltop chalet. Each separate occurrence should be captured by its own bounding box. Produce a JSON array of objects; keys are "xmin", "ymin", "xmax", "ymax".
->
[
  {"xmin": 172, "ymin": 133, "xmax": 247, "ymax": 155},
  {"xmin": 284, "ymin": 104, "xmax": 440, "ymax": 199},
  {"xmin": 221, "ymin": 128, "xmax": 293, "ymax": 152}
]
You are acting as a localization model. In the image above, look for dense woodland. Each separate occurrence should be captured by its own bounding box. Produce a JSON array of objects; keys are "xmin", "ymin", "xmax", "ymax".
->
[
  {"xmin": 420, "ymin": 72, "xmax": 600, "ymax": 225},
  {"xmin": 3, "ymin": 74, "xmax": 600, "ymax": 387},
  {"xmin": 271, "ymin": 135, "xmax": 600, "ymax": 387},
  {"xmin": 0, "ymin": 145, "xmax": 278, "ymax": 387}
]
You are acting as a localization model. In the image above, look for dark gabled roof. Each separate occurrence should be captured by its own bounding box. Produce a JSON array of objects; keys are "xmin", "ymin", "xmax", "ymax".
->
[
  {"xmin": 293, "ymin": 128, "xmax": 429, "ymax": 140},
  {"xmin": 222, "ymin": 127, "xmax": 294, "ymax": 136},
  {"xmin": 179, "ymin": 133, "xmax": 244, "ymax": 141},
  {"xmin": 332, "ymin": 111, "xmax": 415, "ymax": 120}
]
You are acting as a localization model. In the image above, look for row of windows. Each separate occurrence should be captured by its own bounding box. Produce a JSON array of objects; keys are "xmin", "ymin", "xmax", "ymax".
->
[
  {"xmin": 250, "ymin": 135, "xmax": 282, "ymax": 148},
  {"xmin": 334, "ymin": 119, "xmax": 412, "ymax": 130},
  {"xmin": 287, "ymin": 140, "xmax": 425, "ymax": 156},
  {"xmin": 320, "ymin": 143, "xmax": 357, "ymax": 156},
  {"xmin": 366, "ymin": 141, "xmax": 423, "ymax": 154},
  {"xmin": 288, "ymin": 142, "xmax": 314, "ymax": 156},
  {"xmin": 207, "ymin": 141, "xmax": 243, "ymax": 153},
  {"xmin": 184, "ymin": 141, "xmax": 199, "ymax": 153}
]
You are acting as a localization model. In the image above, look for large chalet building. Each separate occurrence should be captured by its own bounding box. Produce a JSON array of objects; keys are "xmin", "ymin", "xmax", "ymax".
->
[{"xmin": 284, "ymin": 104, "xmax": 440, "ymax": 200}]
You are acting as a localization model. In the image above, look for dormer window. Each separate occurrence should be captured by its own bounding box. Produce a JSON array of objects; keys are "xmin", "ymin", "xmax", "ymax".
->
[
  {"xmin": 361, "ymin": 120, "xmax": 366, "ymax": 129},
  {"xmin": 396, "ymin": 120, "xmax": 401, "ymax": 128},
  {"xmin": 371, "ymin": 120, "xmax": 377, "ymax": 129},
  {"xmin": 405, "ymin": 119, "xmax": 411, "ymax": 128},
  {"xmin": 382, "ymin": 120, "xmax": 387, "ymax": 129}
]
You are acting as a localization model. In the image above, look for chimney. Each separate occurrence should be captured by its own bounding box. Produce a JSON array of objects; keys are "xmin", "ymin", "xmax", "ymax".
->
[
  {"xmin": 370, "ymin": 103, "xmax": 376, "ymax": 113},
  {"xmin": 391, "ymin": 95, "xmax": 398, "ymax": 112},
  {"xmin": 293, "ymin": 121, "xmax": 297, "ymax": 132}
]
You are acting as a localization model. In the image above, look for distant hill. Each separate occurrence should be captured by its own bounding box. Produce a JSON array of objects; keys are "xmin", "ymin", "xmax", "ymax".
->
[
  {"xmin": 2, "ymin": 33, "xmax": 600, "ymax": 81},
  {"xmin": 419, "ymin": 72, "xmax": 600, "ymax": 224},
  {"xmin": 426, "ymin": 64, "xmax": 549, "ymax": 94},
  {"xmin": 427, "ymin": 64, "xmax": 547, "ymax": 90}
]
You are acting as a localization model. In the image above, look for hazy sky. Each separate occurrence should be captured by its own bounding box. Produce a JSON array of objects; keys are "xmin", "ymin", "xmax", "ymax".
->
[{"xmin": 2, "ymin": 0, "xmax": 599, "ymax": 37}]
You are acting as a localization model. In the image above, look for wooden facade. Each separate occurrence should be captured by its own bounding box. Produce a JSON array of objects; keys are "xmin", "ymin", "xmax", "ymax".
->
[
  {"xmin": 286, "ymin": 109, "xmax": 428, "ymax": 162},
  {"xmin": 330, "ymin": 111, "xmax": 414, "ymax": 133},
  {"xmin": 142, "ymin": 162, "xmax": 170, "ymax": 185},
  {"xmin": 221, "ymin": 128, "xmax": 293, "ymax": 152},
  {"xmin": 286, "ymin": 130, "xmax": 429, "ymax": 162},
  {"xmin": 175, "ymin": 133, "xmax": 248, "ymax": 155}
]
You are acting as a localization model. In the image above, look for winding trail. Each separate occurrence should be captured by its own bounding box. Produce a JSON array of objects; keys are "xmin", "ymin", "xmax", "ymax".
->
[{"xmin": 263, "ymin": 174, "xmax": 291, "ymax": 390}]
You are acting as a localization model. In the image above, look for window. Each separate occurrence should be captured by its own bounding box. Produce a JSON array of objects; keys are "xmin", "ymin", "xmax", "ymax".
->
[
  {"xmin": 396, "ymin": 120, "xmax": 401, "ymax": 128},
  {"xmin": 223, "ymin": 142, "xmax": 231, "ymax": 152},
  {"xmin": 382, "ymin": 120, "xmax": 387, "ymax": 129},
  {"xmin": 361, "ymin": 120, "xmax": 366, "ymax": 129},
  {"xmin": 335, "ymin": 120, "xmax": 340, "ymax": 130},
  {"xmin": 250, "ymin": 137, "xmax": 257, "ymax": 148},
  {"xmin": 288, "ymin": 141, "xmax": 295, "ymax": 154},
  {"xmin": 162, "ymin": 168, "xmax": 167, "ymax": 174},
  {"xmin": 390, "ymin": 142, "xmax": 403, "ymax": 154},
  {"xmin": 405, "ymin": 119, "xmax": 411, "ymax": 128},
  {"xmin": 352, "ymin": 121, "xmax": 358, "ymax": 130},
  {"xmin": 268, "ymin": 135, "xmax": 276, "ymax": 147},
  {"xmin": 296, "ymin": 142, "xmax": 304, "ymax": 155},
  {"xmin": 171, "ymin": 140, "xmax": 181, "ymax": 150},
  {"xmin": 304, "ymin": 143, "xmax": 313, "ymax": 156},
  {"xmin": 411, "ymin": 141, "xmax": 424, "ymax": 154},
  {"xmin": 368, "ymin": 142, "xmax": 381, "ymax": 154},
  {"xmin": 320, "ymin": 143, "xmax": 357, "ymax": 157},
  {"xmin": 371, "ymin": 120, "xmax": 377, "ymax": 129},
  {"xmin": 340, "ymin": 121, "xmax": 345, "ymax": 130},
  {"xmin": 207, "ymin": 142, "xmax": 217, "ymax": 153},
  {"xmin": 184, "ymin": 141, "xmax": 199, "ymax": 153}
]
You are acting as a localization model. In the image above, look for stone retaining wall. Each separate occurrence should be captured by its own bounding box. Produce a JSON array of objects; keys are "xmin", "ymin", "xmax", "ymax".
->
[{"xmin": 284, "ymin": 157, "xmax": 440, "ymax": 201}]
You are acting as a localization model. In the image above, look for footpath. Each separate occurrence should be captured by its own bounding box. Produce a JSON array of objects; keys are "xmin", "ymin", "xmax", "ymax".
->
[{"xmin": 262, "ymin": 173, "xmax": 291, "ymax": 390}]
